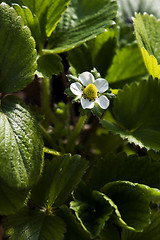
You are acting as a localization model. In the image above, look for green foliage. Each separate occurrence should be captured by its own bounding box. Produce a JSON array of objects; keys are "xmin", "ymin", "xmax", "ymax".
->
[
  {"xmin": 134, "ymin": 13, "xmax": 160, "ymax": 78},
  {"xmin": 106, "ymin": 43, "xmax": 147, "ymax": 87},
  {"xmin": 121, "ymin": 210, "xmax": 160, "ymax": 240},
  {"xmin": 5, "ymin": 207, "xmax": 66, "ymax": 240},
  {"xmin": 0, "ymin": 2, "xmax": 37, "ymax": 93},
  {"xmin": 87, "ymin": 152, "xmax": 160, "ymax": 190},
  {"xmin": 48, "ymin": 0, "xmax": 118, "ymax": 53},
  {"xmin": 1, "ymin": 0, "xmax": 160, "ymax": 239},
  {"xmin": 0, "ymin": 95, "xmax": 44, "ymax": 189},
  {"xmin": 0, "ymin": 179, "xmax": 29, "ymax": 215},
  {"xmin": 71, "ymin": 183, "xmax": 115, "ymax": 238},
  {"xmin": 101, "ymin": 181, "xmax": 160, "ymax": 231},
  {"xmin": 101, "ymin": 78, "xmax": 160, "ymax": 151},
  {"xmin": 13, "ymin": 4, "xmax": 41, "ymax": 50},
  {"xmin": 68, "ymin": 29, "xmax": 118, "ymax": 77},
  {"xmin": 31, "ymin": 154, "xmax": 88, "ymax": 207}
]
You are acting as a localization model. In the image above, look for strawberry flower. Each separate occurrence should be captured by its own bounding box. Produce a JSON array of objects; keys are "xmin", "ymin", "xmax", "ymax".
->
[{"xmin": 70, "ymin": 71, "xmax": 110, "ymax": 109}]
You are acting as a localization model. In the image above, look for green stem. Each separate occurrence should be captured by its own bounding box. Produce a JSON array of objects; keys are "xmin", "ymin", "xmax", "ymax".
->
[
  {"xmin": 43, "ymin": 147, "xmax": 62, "ymax": 157},
  {"xmin": 41, "ymin": 76, "xmax": 58, "ymax": 127},
  {"xmin": 39, "ymin": 124, "xmax": 56, "ymax": 148},
  {"xmin": 66, "ymin": 115, "xmax": 87, "ymax": 153}
]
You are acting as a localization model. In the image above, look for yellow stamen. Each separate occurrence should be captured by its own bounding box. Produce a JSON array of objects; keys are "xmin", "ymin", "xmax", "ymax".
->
[{"xmin": 83, "ymin": 84, "xmax": 97, "ymax": 101}]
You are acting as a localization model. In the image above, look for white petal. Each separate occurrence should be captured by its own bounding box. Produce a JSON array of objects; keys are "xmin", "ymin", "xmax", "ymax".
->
[
  {"xmin": 95, "ymin": 95, "xmax": 110, "ymax": 109},
  {"xmin": 78, "ymin": 72, "xmax": 95, "ymax": 86},
  {"xmin": 70, "ymin": 82, "xmax": 83, "ymax": 97},
  {"xmin": 94, "ymin": 79, "xmax": 109, "ymax": 93},
  {"xmin": 81, "ymin": 97, "xmax": 94, "ymax": 109}
]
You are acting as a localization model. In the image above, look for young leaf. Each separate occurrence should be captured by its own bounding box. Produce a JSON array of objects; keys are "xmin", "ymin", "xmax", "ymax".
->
[
  {"xmin": 134, "ymin": 13, "xmax": 160, "ymax": 78},
  {"xmin": 101, "ymin": 181, "xmax": 160, "ymax": 231},
  {"xmin": 71, "ymin": 185, "xmax": 115, "ymax": 238},
  {"xmin": 37, "ymin": 53, "xmax": 63, "ymax": 78},
  {"xmin": 106, "ymin": 43, "xmax": 147, "ymax": 87},
  {"xmin": 121, "ymin": 210, "xmax": 160, "ymax": 240},
  {"xmin": 0, "ymin": 95, "xmax": 44, "ymax": 189},
  {"xmin": 101, "ymin": 78, "xmax": 160, "ymax": 151},
  {"xmin": 31, "ymin": 154, "xmax": 88, "ymax": 207},
  {"xmin": 0, "ymin": 178, "xmax": 29, "ymax": 215},
  {"xmin": 5, "ymin": 207, "xmax": 66, "ymax": 240},
  {"xmin": 0, "ymin": 2, "xmax": 37, "ymax": 93},
  {"xmin": 13, "ymin": 4, "xmax": 41, "ymax": 51},
  {"xmin": 47, "ymin": 0, "xmax": 118, "ymax": 53}
]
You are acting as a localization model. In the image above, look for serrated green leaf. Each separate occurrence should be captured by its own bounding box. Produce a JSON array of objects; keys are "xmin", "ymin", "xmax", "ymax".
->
[
  {"xmin": 47, "ymin": 0, "xmax": 118, "ymax": 53},
  {"xmin": 0, "ymin": 2, "xmax": 37, "ymax": 93},
  {"xmin": 37, "ymin": 53, "xmax": 63, "ymax": 78},
  {"xmin": 101, "ymin": 79, "xmax": 160, "ymax": 151},
  {"xmin": 101, "ymin": 181, "xmax": 160, "ymax": 231},
  {"xmin": 0, "ymin": 95, "xmax": 44, "ymax": 189},
  {"xmin": 71, "ymin": 186, "xmax": 114, "ymax": 238},
  {"xmin": 0, "ymin": 178, "xmax": 29, "ymax": 215},
  {"xmin": 31, "ymin": 154, "xmax": 88, "ymax": 207},
  {"xmin": 87, "ymin": 152, "xmax": 160, "ymax": 191},
  {"xmin": 5, "ymin": 207, "xmax": 66, "ymax": 240},
  {"xmin": 106, "ymin": 43, "xmax": 147, "ymax": 87},
  {"xmin": 134, "ymin": 13, "xmax": 160, "ymax": 78},
  {"xmin": 13, "ymin": 4, "xmax": 41, "ymax": 51},
  {"xmin": 121, "ymin": 210, "xmax": 160, "ymax": 240}
]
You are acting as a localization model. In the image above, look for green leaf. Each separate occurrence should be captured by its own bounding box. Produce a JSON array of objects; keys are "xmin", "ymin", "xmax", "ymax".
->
[
  {"xmin": 5, "ymin": 207, "xmax": 66, "ymax": 240},
  {"xmin": 87, "ymin": 152, "xmax": 160, "ymax": 191},
  {"xmin": 68, "ymin": 29, "xmax": 118, "ymax": 77},
  {"xmin": 134, "ymin": 13, "xmax": 160, "ymax": 78},
  {"xmin": 0, "ymin": 2, "xmax": 37, "ymax": 93},
  {"xmin": 37, "ymin": 53, "xmax": 63, "ymax": 78},
  {"xmin": 0, "ymin": 95, "xmax": 44, "ymax": 189},
  {"xmin": 31, "ymin": 154, "xmax": 88, "ymax": 207},
  {"xmin": 48, "ymin": 0, "xmax": 118, "ymax": 53},
  {"xmin": 106, "ymin": 43, "xmax": 147, "ymax": 87},
  {"xmin": 121, "ymin": 210, "xmax": 160, "ymax": 240},
  {"xmin": 45, "ymin": 0, "xmax": 70, "ymax": 37},
  {"xmin": 71, "ymin": 185, "xmax": 114, "ymax": 238},
  {"xmin": 0, "ymin": 178, "xmax": 29, "ymax": 215},
  {"xmin": 101, "ymin": 181, "xmax": 160, "ymax": 231},
  {"xmin": 13, "ymin": 4, "xmax": 41, "ymax": 51},
  {"xmin": 57, "ymin": 205, "xmax": 90, "ymax": 240},
  {"xmin": 101, "ymin": 78, "xmax": 160, "ymax": 151}
]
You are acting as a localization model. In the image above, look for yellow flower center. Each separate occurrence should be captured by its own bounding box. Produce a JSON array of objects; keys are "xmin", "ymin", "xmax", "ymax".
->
[{"xmin": 83, "ymin": 84, "xmax": 97, "ymax": 101}]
